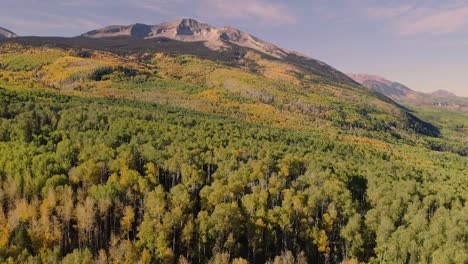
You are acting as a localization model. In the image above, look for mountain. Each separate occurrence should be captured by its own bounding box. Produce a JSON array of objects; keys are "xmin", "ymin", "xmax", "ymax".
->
[
  {"xmin": 0, "ymin": 19, "xmax": 440, "ymax": 138},
  {"xmin": 348, "ymin": 73, "xmax": 468, "ymax": 112},
  {"xmin": 348, "ymin": 74, "xmax": 417, "ymax": 98},
  {"xmin": 82, "ymin": 19, "xmax": 292, "ymax": 59},
  {"xmin": 80, "ymin": 19, "xmax": 360, "ymax": 83},
  {"xmin": 3, "ymin": 19, "xmax": 354, "ymax": 83},
  {"xmin": 0, "ymin": 18, "xmax": 467, "ymax": 264},
  {"xmin": 0, "ymin": 27, "xmax": 17, "ymax": 39},
  {"xmin": 431, "ymin": 89, "xmax": 457, "ymax": 97}
]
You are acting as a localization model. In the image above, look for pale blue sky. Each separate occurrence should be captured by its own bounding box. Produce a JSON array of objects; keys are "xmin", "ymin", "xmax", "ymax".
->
[{"xmin": 1, "ymin": 0, "xmax": 467, "ymax": 96}]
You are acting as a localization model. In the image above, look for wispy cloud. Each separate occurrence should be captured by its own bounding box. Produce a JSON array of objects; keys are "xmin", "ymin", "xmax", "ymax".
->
[
  {"xmin": 129, "ymin": 0, "xmax": 188, "ymax": 15},
  {"xmin": 362, "ymin": 2, "xmax": 468, "ymax": 35},
  {"xmin": 1, "ymin": 13, "xmax": 103, "ymax": 35},
  {"xmin": 200, "ymin": 0, "xmax": 296, "ymax": 25},
  {"xmin": 59, "ymin": 0, "xmax": 99, "ymax": 6},
  {"xmin": 123, "ymin": 0, "xmax": 297, "ymax": 26},
  {"xmin": 397, "ymin": 6, "xmax": 468, "ymax": 35},
  {"xmin": 364, "ymin": 5, "xmax": 415, "ymax": 20},
  {"xmin": 1, "ymin": 0, "xmax": 297, "ymax": 34}
]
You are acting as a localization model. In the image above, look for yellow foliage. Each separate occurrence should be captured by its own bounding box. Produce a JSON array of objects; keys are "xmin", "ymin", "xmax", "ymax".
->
[
  {"xmin": 244, "ymin": 51, "xmax": 301, "ymax": 85},
  {"xmin": 317, "ymin": 230, "xmax": 330, "ymax": 255},
  {"xmin": 121, "ymin": 206, "xmax": 135, "ymax": 236},
  {"xmin": 140, "ymin": 248, "xmax": 153, "ymax": 264},
  {"xmin": 344, "ymin": 135, "xmax": 391, "ymax": 151},
  {"xmin": 0, "ymin": 208, "xmax": 9, "ymax": 247},
  {"xmin": 198, "ymin": 89, "xmax": 221, "ymax": 102},
  {"xmin": 15, "ymin": 199, "xmax": 34, "ymax": 222},
  {"xmin": 232, "ymin": 258, "xmax": 249, "ymax": 264},
  {"xmin": 342, "ymin": 258, "xmax": 360, "ymax": 264}
]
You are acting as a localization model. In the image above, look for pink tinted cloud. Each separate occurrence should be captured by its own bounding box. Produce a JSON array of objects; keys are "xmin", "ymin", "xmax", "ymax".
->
[
  {"xmin": 201, "ymin": 0, "xmax": 296, "ymax": 25},
  {"xmin": 364, "ymin": 5, "xmax": 414, "ymax": 20},
  {"xmin": 2, "ymin": 13, "xmax": 103, "ymax": 32},
  {"xmin": 363, "ymin": 3, "xmax": 468, "ymax": 35},
  {"xmin": 398, "ymin": 6, "xmax": 468, "ymax": 35}
]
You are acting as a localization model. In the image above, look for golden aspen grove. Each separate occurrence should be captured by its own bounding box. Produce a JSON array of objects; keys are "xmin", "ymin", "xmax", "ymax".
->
[{"xmin": 0, "ymin": 19, "xmax": 467, "ymax": 264}]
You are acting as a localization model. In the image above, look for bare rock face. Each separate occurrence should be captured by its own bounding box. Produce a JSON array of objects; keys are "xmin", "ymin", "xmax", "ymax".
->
[
  {"xmin": 0, "ymin": 27, "xmax": 17, "ymax": 39},
  {"xmin": 219, "ymin": 26, "xmax": 289, "ymax": 58},
  {"xmin": 148, "ymin": 19, "xmax": 221, "ymax": 45},
  {"xmin": 82, "ymin": 18, "xmax": 290, "ymax": 58},
  {"xmin": 130, "ymin": 23, "xmax": 152, "ymax": 38}
]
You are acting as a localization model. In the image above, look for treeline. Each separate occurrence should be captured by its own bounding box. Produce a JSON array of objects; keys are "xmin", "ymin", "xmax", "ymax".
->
[{"xmin": 0, "ymin": 89, "xmax": 466, "ymax": 263}]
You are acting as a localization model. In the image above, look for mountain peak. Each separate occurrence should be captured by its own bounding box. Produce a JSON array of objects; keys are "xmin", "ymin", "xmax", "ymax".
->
[
  {"xmin": 0, "ymin": 27, "xmax": 17, "ymax": 39},
  {"xmin": 177, "ymin": 18, "xmax": 209, "ymax": 28},
  {"xmin": 81, "ymin": 19, "xmax": 290, "ymax": 58},
  {"xmin": 158, "ymin": 18, "xmax": 212, "ymax": 29}
]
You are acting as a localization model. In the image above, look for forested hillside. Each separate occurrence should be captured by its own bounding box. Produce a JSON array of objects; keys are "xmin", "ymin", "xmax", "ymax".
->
[{"xmin": 0, "ymin": 37, "xmax": 466, "ymax": 264}]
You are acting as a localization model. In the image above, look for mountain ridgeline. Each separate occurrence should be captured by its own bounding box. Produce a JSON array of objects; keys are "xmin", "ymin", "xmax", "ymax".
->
[
  {"xmin": 82, "ymin": 19, "xmax": 292, "ymax": 59},
  {"xmin": 0, "ymin": 27, "xmax": 17, "ymax": 40},
  {"xmin": 0, "ymin": 18, "xmax": 466, "ymax": 264},
  {"xmin": 2, "ymin": 19, "xmax": 439, "ymax": 137},
  {"xmin": 81, "ymin": 19, "xmax": 353, "ymax": 83},
  {"xmin": 348, "ymin": 73, "xmax": 468, "ymax": 112}
]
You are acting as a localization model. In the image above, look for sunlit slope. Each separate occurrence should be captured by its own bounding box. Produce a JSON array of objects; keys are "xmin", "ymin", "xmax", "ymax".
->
[
  {"xmin": 0, "ymin": 42, "xmax": 438, "ymax": 139},
  {"xmin": 0, "ymin": 35, "xmax": 466, "ymax": 264}
]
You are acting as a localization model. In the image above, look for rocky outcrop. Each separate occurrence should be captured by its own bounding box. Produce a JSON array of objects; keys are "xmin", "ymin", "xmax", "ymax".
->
[{"xmin": 82, "ymin": 19, "xmax": 289, "ymax": 58}]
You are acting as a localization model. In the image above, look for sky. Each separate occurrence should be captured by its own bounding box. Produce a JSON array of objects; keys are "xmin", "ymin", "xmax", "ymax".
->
[{"xmin": 1, "ymin": 0, "xmax": 467, "ymax": 96}]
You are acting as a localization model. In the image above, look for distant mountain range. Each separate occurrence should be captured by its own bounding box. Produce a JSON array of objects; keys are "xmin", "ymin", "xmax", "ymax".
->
[
  {"xmin": 348, "ymin": 74, "xmax": 468, "ymax": 112},
  {"xmin": 0, "ymin": 27, "xmax": 16, "ymax": 39}
]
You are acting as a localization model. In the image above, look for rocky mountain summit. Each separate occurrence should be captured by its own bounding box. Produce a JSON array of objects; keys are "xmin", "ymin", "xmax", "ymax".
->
[{"xmin": 82, "ymin": 18, "xmax": 290, "ymax": 58}]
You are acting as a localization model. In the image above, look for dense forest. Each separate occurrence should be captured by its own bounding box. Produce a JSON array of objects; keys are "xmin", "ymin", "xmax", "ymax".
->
[{"xmin": 0, "ymin": 40, "xmax": 466, "ymax": 263}]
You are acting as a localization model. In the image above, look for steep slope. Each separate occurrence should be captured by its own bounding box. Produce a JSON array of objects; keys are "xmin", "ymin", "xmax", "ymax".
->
[
  {"xmin": 0, "ymin": 27, "xmax": 17, "ymax": 39},
  {"xmin": 0, "ymin": 19, "xmax": 442, "ymax": 139},
  {"xmin": 4, "ymin": 19, "xmax": 353, "ymax": 84},
  {"xmin": 348, "ymin": 73, "xmax": 468, "ymax": 112},
  {"xmin": 0, "ymin": 42, "xmax": 440, "ymax": 139},
  {"xmin": 83, "ymin": 18, "xmax": 293, "ymax": 59},
  {"xmin": 347, "ymin": 74, "xmax": 392, "ymax": 86},
  {"xmin": 5, "ymin": 35, "xmax": 353, "ymax": 86}
]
